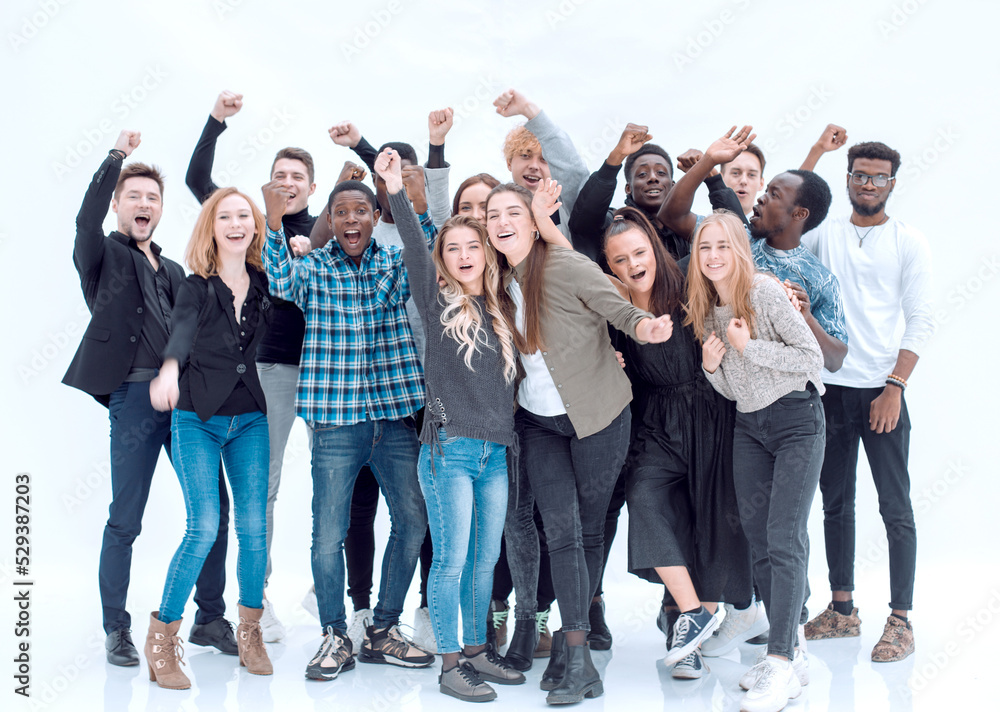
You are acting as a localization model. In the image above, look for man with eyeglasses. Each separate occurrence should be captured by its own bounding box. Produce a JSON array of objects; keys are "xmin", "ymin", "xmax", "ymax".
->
[{"xmin": 799, "ymin": 139, "xmax": 934, "ymax": 663}]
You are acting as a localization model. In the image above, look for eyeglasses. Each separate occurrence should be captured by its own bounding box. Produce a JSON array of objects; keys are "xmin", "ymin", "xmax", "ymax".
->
[{"xmin": 848, "ymin": 172, "xmax": 894, "ymax": 187}]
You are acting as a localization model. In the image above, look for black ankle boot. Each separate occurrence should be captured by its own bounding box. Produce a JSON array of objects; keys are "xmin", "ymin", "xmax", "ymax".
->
[
  {"xmin": 486, "ymin": 609, "xmax": 498, "ymax": 652},
  {"xmin": 587, "ymin": 599, "xmax": 612, "ymax": 651},
  {"xmin": 540, "ymin": 629, "xmax": 566, "ymax": 691},
  {"xmin": 503, "ymin": 618, "xmax": 538, "ymax": 671},
  {"xmin": 545, "ymin": 642, "xmax": 602, "ymax": 705}
]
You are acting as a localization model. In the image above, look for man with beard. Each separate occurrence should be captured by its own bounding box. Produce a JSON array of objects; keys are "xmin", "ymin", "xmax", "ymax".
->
[
  {"xmin": 801, "ymin": 140, "xmax": 933, "ymax": 663},
  {"xmin": 64, "ymin": 130, "xmax": 234, "ymax": 665}
]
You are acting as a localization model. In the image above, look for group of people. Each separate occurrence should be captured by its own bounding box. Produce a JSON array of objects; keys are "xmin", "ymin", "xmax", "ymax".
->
[{"xmin": 64, "ymin": 87, "xmax": 933, "ymax": 712}]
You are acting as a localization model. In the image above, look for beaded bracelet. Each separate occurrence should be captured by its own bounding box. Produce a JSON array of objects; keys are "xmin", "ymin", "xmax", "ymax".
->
[
  {"xmin": 885, "ymin": 376, "xmax": 906, "ymax": 390},
  {"xmin": 888, "ymin": 373, "xmax": 908, "ymax": 387}
]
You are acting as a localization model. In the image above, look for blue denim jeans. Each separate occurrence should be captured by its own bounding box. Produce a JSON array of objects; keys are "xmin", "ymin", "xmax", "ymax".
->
[
  {"xmin": 733, "ymin": 388, "xmax": 825, "ymax": 658},
  {"xmin": 159, "ymin": 409, "xmax": 269, "ymax": 624},
  {"xmin": 518, "ymin": 406, "xmax": 631, "ymax": 632},
  {"xmin": 101, "ymin": 382, "xmax": 228, "ymax": 632},
  {"xmin": 418, "ymin": 431, "xmax": 508, "ymax": 653},
  {"xmin": 310, "ymin": 417, "xmax": 426, "ymax": 633}
]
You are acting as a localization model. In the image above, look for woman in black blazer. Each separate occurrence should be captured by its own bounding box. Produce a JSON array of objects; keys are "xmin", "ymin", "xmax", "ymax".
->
[{"xmin": 145, "ymin": 187, "xmax": 273, "ymax": 689}]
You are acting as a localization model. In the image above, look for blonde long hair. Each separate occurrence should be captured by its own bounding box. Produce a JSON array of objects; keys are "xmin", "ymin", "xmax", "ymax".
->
[
  {"xmin": 185, "ymin": 187, "xmax": 266, "ymax": 277},
  {"xmin": 432, "ymin": 215, "xmax": 518, "ymax": 384},
  {"xmin": 684, "ymin": 210, "xmax": 757, "ymax": 341}
]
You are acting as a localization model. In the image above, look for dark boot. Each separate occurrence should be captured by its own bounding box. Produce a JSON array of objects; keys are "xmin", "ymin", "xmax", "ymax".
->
[
  {"xmin": 503, "ymin": 618, "xmax": 539, "ymax": 671},
  {"xmin": 545, "ymin": 642, "xmax": 602, "ymax": 705},
  {"xmin": 587, "ymin": 599, "xmax": 612, "ymax": 651},
  {"xmin": 539, "ymin": 629, "xmax": 567, "ymax": 691}
]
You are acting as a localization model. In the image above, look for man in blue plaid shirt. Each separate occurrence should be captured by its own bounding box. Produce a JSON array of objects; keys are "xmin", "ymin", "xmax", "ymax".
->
[{"xmin": 262, "ymin": 177, "xmax": 436, "ymax": 680}]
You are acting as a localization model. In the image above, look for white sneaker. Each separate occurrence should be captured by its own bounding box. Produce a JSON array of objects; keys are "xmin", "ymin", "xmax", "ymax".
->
[
  {"xmin": 412, "ymin": 607, "xmax": 438, "ymax": 654},
  {"xmin": 347, "ymin": 608, "xmax": 373, "ymax": 656},
  {"xmin": 740, "ymin": 657, "xmax": 801, "ymax": 712},
  {"xmin": 260, "ymin": 599, "xmax": 286, "ymax": 643},
  {"xmin": 741, "ymin": 648, "xmax": 809, "ymax": 690},
  {"xmin": 301, "ymin": 586, "xmax": 319, "ymax": 621},
  {"xmin": 702, "ymin": 602, "xmax": 769, "ymax": 657}
]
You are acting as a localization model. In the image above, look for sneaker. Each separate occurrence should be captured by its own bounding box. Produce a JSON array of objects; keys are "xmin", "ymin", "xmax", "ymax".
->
[
  {"xmin": 360, "ymin": 624, "xmax": 435, "ymax": 667},
  {"xmin": 259, "ymin": 599, "xmax": 286, "ymax": 643},
  {"xmin": 463, "ymin": 646, "xmax": 526, "ymax": 685},
  {"xmin": 412, "ymin": 607, "xmax": 438, "ymax": 654},
  {"xmin": 740, "ymin": 648, "xmax": 809, "ymax": 690},
  {"xmin": 740, "ymin": 657, "xmax": 801, "ymax": 712},
  {"xmin": 301, "ymin": 586, "xmax": 319, "ymax": 621},
  {"xmin": 347, "ymin": 608, "xmax": 373, "ymax": 656},
  {"xmin": 672, "ymin": 650, "xmax": 706, "ymax": 680},
  {"xmin": 871, "ymin": 616, "xmax": 914, "ymax": 663},
  {"xmin": 702, "ymin": 602, "xmax": 769, "ymax": 657},
  {"xmin": 533, "ymin": 608, "xmax": 552, "ymax": 658},
  {"xmin": 490, "ymin": 599, "xmax": 510, "ymax": 648},
  {"xmin": 657, "ymin": 606, "xmax": 681, "ymax": 648},
  {"xmin": 664, "ymin": 607, "xmax": 719, "ymax": 666},
  {"xmin": 305, "ymin": 627, "xmax": 355, "ymax": 681},
  {"xmin": 439, "ymin": 662, "xmax": 497, "ymax": 703},
  {"xmin": 803, "ymin": 603, "xmax": 861, "ymax": 640}
]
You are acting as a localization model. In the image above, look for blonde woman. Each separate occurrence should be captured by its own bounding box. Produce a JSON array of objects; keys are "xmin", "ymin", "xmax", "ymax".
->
[
  {"xmin": 146, "ymin": 187, "xmax": 273, "ymax": 688},
  {"xmin": 686, "ymin": 210, "xmax": 824, "ymax": 712},
  {"xmin": 374, "ymin": 149, "xmax": 525, "ymax": 703}
]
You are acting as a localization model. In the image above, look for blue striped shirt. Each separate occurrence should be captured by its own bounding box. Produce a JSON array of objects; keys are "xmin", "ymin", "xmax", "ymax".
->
[{"xmin": 263, "ymin": 225, "xmax": 432, "ymax": 426}]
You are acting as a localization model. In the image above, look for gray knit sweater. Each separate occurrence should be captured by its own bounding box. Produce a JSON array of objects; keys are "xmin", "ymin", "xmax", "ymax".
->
[
  {"xmin": 703, "ymin": 275, "xmax": 824, "ymax": 413},
  {"xmin": 389, "ymin": 190, "xmax": 515, "ymax": 447}
]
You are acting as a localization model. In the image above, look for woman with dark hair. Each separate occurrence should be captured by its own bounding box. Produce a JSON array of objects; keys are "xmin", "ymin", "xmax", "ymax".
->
[
  {"xmin": 485, "ymin": 181, "xmax": 672, "ymax": 705},
  {"xmin": 603, "ymin": 206, "xmax": 751, "ymax": 679},
  {"xmin": 146, "ymin": 187, "xmax": 274, "ymax": 688}
]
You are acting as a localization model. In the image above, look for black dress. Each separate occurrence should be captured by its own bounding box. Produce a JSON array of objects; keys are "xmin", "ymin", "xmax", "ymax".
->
[{"xmin": 621, "ymin": 308, "xmax": 751, "ymax": 604}]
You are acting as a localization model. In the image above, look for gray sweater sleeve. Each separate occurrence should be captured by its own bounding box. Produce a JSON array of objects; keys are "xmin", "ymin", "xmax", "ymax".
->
[
  {"xmin": 388, "ymin": 190, "xmax": 437, "ymax": 319},
  {"xmin": 424, "ymin": 165, "xmax": 452, "ymax": 229},
  {"xmin": 743, "ymin": 278, "xmax": 823, "ymax": 374},
  {"xmin": 526, "ymin": 110, "xmax": 589, "ymax": 222}
]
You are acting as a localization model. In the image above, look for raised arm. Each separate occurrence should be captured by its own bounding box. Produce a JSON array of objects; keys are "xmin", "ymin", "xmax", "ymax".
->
[
  {"xmin": 659, "ymin": 125, "xmax": 756, "ymax": 240},
  {"xmin": 494, "ymin": 88, "xmax": 589, "ymax": 214},
  {"xmin": 426, "ymin": 107, "xmax": 454, "ymax": 228},
  {"xmin": 185, "ymin": 91, "xmax": 242, "ymax": 203},
  {"xmin": 261, "ymin": 180, "xmax": 309, "ymax": 307},
  {"xmin": 800, "ymin": 123, "xmax": 848, "ymax": 171},
  {"xmin": 569, "ymin": 123, "xmax": 652, "ymax": 260},
  {"xmin": 376, "ymin": 148, "xmax": 438, "ymax": 316},
  {"xmin": 75, "ymin": 130, "xmax": 140, "ymax": 278},
  {"xmin": 329, "ymin": 121, "xmax": 378, "ymax": 173},
  {"xmin": 531, "ymin": 179, "xmax": 572, "ymax": 249}
]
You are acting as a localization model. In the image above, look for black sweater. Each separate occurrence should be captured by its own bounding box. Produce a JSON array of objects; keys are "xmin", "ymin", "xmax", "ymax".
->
[{"xmin": 185, "ymin": 115, "xmax": 314, "ymax": 365}]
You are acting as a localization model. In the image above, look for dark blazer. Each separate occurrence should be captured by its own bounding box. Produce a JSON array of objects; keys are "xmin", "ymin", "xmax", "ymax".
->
[
  {"xmin": 62, "ymin": 155, "xmax": 186, "ymax": 406},
  {"xmin": 164, "ymin": 267, "xmax": 271, "ymax": 422}
]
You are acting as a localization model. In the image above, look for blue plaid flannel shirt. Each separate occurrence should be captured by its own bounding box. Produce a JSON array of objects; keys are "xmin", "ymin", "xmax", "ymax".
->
[{"xmin": 264, "ymin": 216, "xmax": 436, "ymax": 426}]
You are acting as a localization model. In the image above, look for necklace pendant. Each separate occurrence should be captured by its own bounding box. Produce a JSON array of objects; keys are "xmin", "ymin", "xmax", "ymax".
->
[{"xmin": 859, "ymin": 238, "xmax": 863, "ymax": 247}]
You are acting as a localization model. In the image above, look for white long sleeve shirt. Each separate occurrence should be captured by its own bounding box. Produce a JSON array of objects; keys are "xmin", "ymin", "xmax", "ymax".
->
[{"xmin": 802, "ymin": 215, "xmax": 934, "ymax": 388}]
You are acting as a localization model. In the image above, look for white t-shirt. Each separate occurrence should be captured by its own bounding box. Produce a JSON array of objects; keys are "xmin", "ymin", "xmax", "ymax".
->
[
  {"xmin": 509, "ymin": 280, "xmax": 566, "ymax": 416},
  {"xmin": 802, "ymin": 214, "xmax": 934, "ymax": 388}
]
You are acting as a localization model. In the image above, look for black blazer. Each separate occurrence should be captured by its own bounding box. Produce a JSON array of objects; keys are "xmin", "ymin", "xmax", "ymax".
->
[
  {"xmin": 164, "ymin": 267, "xmax": 271, "ymax": 422},
  {"xmin": 62, "ymin": 155, "xmax": 186, "ymax": 406}
]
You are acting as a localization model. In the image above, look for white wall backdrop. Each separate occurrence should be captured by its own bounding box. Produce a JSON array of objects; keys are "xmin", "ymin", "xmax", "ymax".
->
[{"xmin": 2, "ymin": 1, "xmax": 997, "ymax": 710}]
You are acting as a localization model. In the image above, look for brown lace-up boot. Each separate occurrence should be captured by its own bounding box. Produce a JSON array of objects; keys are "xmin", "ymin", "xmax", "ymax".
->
[
  {"xmin": 237, "ymin": 604, "xmax": 273, "ymax": 675},
  {"xmin": 144, "ymin": 611, "xmax": 190, "ymax": 690}
]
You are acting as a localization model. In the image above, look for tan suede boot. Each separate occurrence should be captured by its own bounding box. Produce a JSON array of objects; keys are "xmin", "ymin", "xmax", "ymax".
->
[
  {"xmin": 144, "ymin": 612, "xmax": 190, "ymax": 690},
  {"xmin": 237, "ymin": 604, "xmax": 273, "ymax": 675}
]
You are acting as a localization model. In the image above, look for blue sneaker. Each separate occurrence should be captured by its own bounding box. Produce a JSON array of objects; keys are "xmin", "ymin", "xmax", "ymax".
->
[
  {"xmin": 672, "ymin": 650, "xmax": 706, "ymax": 679},
  {"xmin": 664, "ymin": 607, "xmax": 718, "ymax": 665}
]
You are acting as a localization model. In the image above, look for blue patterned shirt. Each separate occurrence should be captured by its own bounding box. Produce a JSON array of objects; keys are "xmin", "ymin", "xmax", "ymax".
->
[
  {"xmin": 751, "ymin": 239, "xmax": 848, "ymax": 345},
  {"xmin": 263, "ymin": 224, "xmax": 433, "ymax": 426}
]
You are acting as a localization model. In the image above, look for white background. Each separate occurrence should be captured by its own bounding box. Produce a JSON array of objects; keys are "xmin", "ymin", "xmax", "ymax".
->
[{"xmin": 2, "ymin": 0, "xmax": 997, "ymax": 710}]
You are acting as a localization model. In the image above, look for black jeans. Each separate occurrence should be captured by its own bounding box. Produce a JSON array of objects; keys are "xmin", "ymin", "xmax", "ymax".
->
[
  {"xmin": 733, "ymin": 388, "xmax": 825, "ymax": 658},
  {"xmin": 818, "ymin": 385, "xmax": 915, "ymax": 610},
  {"xmin": 518, "ymin": 407, "xmax": 631, "ymax": 632},
  {"xmin": 101, "ymin": 381, "xmax": 228, "ymax": 633}
]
